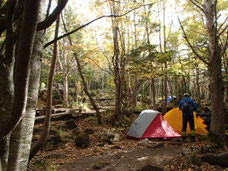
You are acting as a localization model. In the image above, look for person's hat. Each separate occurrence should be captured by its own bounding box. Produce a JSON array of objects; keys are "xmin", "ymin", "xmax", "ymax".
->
[{"xmin": 184, "ymin": 93, "xmax": 190, "ymax": 97}]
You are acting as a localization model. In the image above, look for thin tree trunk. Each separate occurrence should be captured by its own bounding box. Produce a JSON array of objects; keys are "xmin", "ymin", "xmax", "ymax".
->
[
  {"xmin": 162, "ymin": 0, "xmax": 167, "ymax": 114},
  {"xmin": 29, "ymin": 14, "xmax": 60, "ymax": 160},
  {"xmin": 63, "ymin": 76, "xmax": 68, "ymax": 107},
  {"xmin": 74, "ymin": 53, "xmax": 102, "ymax": 124},
  {"xmin": 60, "ymin": 15, "xmax": 102, "ymax": 124},
  {"xmin": 196, "ymin": 67, "xmax": 201, "ymax": 106}
]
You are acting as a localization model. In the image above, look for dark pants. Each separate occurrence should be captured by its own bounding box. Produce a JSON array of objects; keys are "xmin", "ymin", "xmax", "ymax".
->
[{"xmin": 182, "ymin": 115, "xmax": 195, "ymax": 134}]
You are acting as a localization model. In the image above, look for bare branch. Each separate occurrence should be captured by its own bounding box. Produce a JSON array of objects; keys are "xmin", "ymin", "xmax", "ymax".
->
[
  {"xmin": 221, "ymin": 29, "xmax": 228, "ymax": 56},
  {"xmin": 178, "ymin": 17, "xmax": 209, "ymax": 65},
  {"xmin": 188, "ymin": 0, "xmax": 204, "ymax": 13},
  {"xmin": 218, "ymin": 17, "xmax": 228, "ymax": 32},
  {"xmin": 218, "ymin": 24, "xmax": 228, "ymax": 38},
  {"xmin": 37, "ymin": 0, "xmax": 68, "ymax": 31},
  {"xmin": 44, "ymin": 3, "xmax": 155, "ymax": 48}
]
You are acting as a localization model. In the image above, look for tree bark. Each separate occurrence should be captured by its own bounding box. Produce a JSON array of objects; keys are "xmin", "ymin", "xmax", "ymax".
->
[
  {"xmin": 7, "ymin": 25, "xmax": 44, "ymax": 171},
  {"xmin": 162, "ymin": 0, "xmax": 168, "ymax": 114},
  {"xmin": 0, "ymin": 136, "xmax": 10, "ymax": 171},
  {"xmin": 0, "ymin": 0, "xmax": 41, "ymax": 140},
  {"xmin": 196, "ymin": 67, "xmax": 201, "ymax": 106},
  {"xmin": 29, "ymin": 14, "xmax": 60, "ymax": 160},
  {"xmin": 204, "ymin": 0, "xmax": 225, "ymax": 144},
  {"xmin": 110, "ymin": 1, "xmax": 124, "ymax": 121}
]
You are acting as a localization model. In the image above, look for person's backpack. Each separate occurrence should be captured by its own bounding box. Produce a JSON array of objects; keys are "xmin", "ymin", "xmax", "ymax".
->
[{"xmin": 182, "ymin": 100, "xmax": 192, "ymax": 114}]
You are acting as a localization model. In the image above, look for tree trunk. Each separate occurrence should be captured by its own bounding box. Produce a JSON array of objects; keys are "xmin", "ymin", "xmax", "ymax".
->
[
  {"xmin": 0, "ymin": 0, "xmax": 41, "ymax": 140},
  {"xmin": 110, "ymin": 1, "xmax": 123, "ymax": 121},
  {"xmin": 7, "ymin": 26, "xmax": 44, "ymax": 171},
  {"xmin": 162, "ymin": 0, "xmax": 168, "ymax": 114},
  {"xmin": 204, "ymin": 0, "xmax": 225, "ymax": 144},
  {"xmin": 29, "ymin": 14, "xmax": 60, "ymax": 160},
  {"xmin": 74, "ymin": 53, "xmax": 102, "ymax": 124},
  {"xmin": 151, "ymin": 78, "xmax": 156, "ymax": 107},
  {"xmin": 63, "ymin": 76, "xmax": 69, "ymax": 107},
  {"xmin": 196, "ymin": 67, "xmax": 201, "ymax": 106},
  {"xmin": 60, "ymin": 15, "xmax": 102, "ymax": 124},
  {"xmin": 0, "ymin": 136, "xmax": 10, "ymax": 171}
]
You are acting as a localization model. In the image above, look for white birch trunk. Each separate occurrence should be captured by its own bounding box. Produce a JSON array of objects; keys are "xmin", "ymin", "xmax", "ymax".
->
[{"xmin": 7, "ymin": 20, "xmax": 44, "ymax": 171}]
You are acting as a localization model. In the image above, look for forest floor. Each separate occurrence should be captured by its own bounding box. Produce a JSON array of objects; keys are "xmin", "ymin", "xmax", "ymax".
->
[{"xmin": 30, "ymin": 111, "xmax": 228, "ymax": 171}]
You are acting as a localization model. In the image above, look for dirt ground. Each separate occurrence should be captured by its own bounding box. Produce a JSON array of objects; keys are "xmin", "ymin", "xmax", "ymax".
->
[{"xmin": 58, "ymin": 145, "xmax": 182, "ymax": 171}]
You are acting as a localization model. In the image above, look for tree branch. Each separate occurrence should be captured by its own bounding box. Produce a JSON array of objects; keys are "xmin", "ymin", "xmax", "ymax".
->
[
  {"xmin": 178, "ymin": 17, "xmax": 209, "ymax": 65},
  {"xmin": 218, "ymin": 16, "xmax": 228, "ymax": 32},
  {"xmin": 221, "ymin": 29, "xmax": 228, "ymax": 56},
  {"xmin": 188, "ymin": 0, "xmax": 204, "ymax": 13},
  {"xmin": 44, "ymin": 3, "xmax": 155, "ymax": 48},
  {"xmin": 218, "ymin": 24, "xmax": 228, "ymax": 38},
  {"xmin": 37, "ymin": 0, "xmax": 68, "ymax": 31}
]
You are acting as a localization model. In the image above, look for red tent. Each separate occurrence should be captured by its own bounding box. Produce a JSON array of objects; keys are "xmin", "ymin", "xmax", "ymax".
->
[{"xmin": 127, "ymin": 110, "xmax": 181, "ymax": 139}]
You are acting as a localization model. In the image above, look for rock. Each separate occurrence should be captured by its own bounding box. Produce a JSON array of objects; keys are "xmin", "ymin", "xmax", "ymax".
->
[
  {"xmin": 92, "ymin": 161, "xmax": 110, "ymax": 170},
  {"xmin": 139, "ymin": 165, "xmax": 164, "ymax": 171},
  {"xmin": 75, "ymin": 133, "xmax": 90, "ymax": 149},
  {"xmin": 65, "ymin": 119, "xmax": 77, "ymax": 129},
  {"xmin": 84, "ymin": 128, "xmax": 94, "ymax": 134},
  {"xmin": 201, "ymin": 152, "xmax": 228, "ymax": 167}
]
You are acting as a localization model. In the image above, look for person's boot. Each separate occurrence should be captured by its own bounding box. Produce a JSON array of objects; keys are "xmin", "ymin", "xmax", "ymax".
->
[
  {"xmin": 182, "ymin": 136, "xmax": 187, "ymax": 142},
  {"xmin": 191, "ymin": 136, "xmax": 195, "ymax": 142}
]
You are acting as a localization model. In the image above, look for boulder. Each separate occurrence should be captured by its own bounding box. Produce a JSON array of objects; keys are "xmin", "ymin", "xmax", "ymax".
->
[{"xmin": 75, "ymin": 133, "xmax": 91, "ymax": 149}]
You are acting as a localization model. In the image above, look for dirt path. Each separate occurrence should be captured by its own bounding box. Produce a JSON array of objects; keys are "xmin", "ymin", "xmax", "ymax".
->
[{"xmin": 58, "ymin": 146, "xmax": 182, "ymax": 171}]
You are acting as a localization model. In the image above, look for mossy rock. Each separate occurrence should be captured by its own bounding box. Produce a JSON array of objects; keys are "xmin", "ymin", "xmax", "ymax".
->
[{"xmin": 75, "ymin": 133, "xmax": 90, "ymax": 149}]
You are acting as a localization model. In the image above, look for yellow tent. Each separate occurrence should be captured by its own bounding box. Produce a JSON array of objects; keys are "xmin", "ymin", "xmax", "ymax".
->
[{"xmin": 164, "ymin": 108, "xmax": 208, "ymax": 135}]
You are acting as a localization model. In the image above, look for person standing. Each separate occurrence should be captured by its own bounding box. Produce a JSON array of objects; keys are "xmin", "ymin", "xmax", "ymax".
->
[
  {"xmin": 196, "ymin": 107, "xmax": 211, "ymax": 131},
  {"xmin": 179, "ymin": 93, "xmax": 198, "ymax": 142}
]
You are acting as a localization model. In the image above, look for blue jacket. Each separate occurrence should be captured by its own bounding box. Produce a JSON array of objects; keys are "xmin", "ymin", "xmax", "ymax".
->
[{"xmin": 179, "ymin": 97, "xmax": 198, "ymax": 117}]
